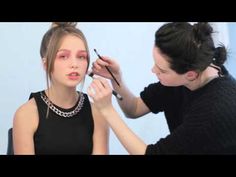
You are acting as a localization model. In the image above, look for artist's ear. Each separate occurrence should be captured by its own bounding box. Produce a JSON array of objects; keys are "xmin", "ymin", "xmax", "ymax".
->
[
  {"xmin": 185, "ymin": 71, "xmax": 198, "ymax": 81},
  {"xmin": 42, "ymin": 58, "xmax": 47, "ymax": 70}
]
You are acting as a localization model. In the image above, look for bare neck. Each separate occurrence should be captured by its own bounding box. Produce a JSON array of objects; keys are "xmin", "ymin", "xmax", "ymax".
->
[
  {"xmin": 186, "ymin": 65, "xmax": 220, "ymax": 91},
  {"xmin": 46, "ymin": 86, "xmax": 78, "ymax": 109}
]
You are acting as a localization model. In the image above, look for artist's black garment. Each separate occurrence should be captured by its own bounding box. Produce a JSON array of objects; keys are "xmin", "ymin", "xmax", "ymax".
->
[
  {"xmin": 141, "ymin": 67, "xmax": 236, "ymax": 154},
  {"xmin": 29, "ymin": 91, "xmax": 94, "ymax": 154}
]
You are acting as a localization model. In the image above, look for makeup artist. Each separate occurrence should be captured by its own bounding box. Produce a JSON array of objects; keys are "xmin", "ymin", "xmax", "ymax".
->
[{"xmin": 88, "ymin": 22, "xmax": 236, "ymax": 154}]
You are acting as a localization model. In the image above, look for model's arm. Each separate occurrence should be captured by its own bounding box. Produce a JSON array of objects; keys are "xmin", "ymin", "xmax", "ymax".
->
[
  {"xmin": 92, "ymin": 56, "xmax": 150, "ymax": 118},
  {"xmin": 91, "ymin": 104, "xmax": 110, "ymax": 155},
  {"xmin": 13, "ymin": 99, "xmax": 38, "ymax": 155}
]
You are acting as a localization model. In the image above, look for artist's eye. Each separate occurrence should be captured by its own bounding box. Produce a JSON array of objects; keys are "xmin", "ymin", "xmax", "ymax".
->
[{"xmin": 160, "ymin": 70, "xmax": 166, "ymax": 74}]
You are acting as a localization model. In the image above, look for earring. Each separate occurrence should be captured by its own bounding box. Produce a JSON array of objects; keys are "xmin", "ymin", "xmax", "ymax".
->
[{"xmin": 42, "ymin": 58, "xmax": 46, "ymax": 63}]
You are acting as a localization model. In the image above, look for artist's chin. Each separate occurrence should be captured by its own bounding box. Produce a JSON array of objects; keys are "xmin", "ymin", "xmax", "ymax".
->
[{"xmin": 159, "ymin": 81, "xmax": 171, "ymax": 87}]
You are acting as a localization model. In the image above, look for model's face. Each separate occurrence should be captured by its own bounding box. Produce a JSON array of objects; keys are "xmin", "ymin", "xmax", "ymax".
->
[
  {"xmin": 152, "ymin": 47, "xmax": 186, "ymax": 87},
  {"xmin": 51, "ymin": 35, "xmax": 88, "ymax": 88}
]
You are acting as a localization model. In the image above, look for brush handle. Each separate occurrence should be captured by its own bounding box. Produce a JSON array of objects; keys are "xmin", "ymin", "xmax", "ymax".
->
[
  {"xmin": 104, "ymin": 66, "xmax": 120, "ymax": 87},
  {"xmin": 94, "ymin": 49, "xmax": 120, "ymax": 87},
  {"xmin": 88, "ymin": 73, "xmax": 123, "ymax": 101}
]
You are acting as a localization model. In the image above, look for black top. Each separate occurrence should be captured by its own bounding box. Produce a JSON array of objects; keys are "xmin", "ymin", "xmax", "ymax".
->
[
  {"xmin": 141, "ymin": 66, "xmax": 236, "ymax": 154},
  {"xmin": 29, "ymin": 91, "xmax": 94, "ymax": 154}
]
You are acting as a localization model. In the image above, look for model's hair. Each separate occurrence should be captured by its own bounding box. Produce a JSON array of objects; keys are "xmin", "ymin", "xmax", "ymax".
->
[
  {"xmin": 155, "ymin": 22, "xmax": 227, "ymax": 74},
  {"xmin": 40, "ymin": 22, "xmax": 90, "ymax": 117}
]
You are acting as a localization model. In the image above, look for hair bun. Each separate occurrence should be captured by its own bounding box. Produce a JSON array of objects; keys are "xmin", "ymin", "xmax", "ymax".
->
[
  {"xmin": 51, "ymin": 22, "xmax": 77, "ymax": 28},
  {"xmin": 193, "ymin": 22, "xmax": 213, "ymax": 42},
  {"xmin": 213, "ymin": 44, "xmax": 227, "ymax": 66}
]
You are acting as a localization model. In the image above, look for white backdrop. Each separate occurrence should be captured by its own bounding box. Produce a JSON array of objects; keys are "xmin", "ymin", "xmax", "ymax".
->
[{"xmin": 0, "ymin": 22, "xmax": 233, "ymax": 155}]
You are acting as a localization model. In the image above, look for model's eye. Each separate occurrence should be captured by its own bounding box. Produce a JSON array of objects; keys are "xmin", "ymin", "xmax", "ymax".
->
[
  {"xmin": 79, "ymin": 56, "xmax": 86, "ymax": 60},
  {"xmin": 77, "ymin": 53, "xmax": 88, "ymax": 60},
  {"xmin": 57, "ymin": 53, "xmax": 69, "ymax": 60},
  {"xmin": 60, "ymin": 55, "xmax": 67, "ymax": 59}
]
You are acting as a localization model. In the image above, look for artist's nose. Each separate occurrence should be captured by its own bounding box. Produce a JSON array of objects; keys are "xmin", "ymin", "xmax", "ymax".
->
[{"xmin": 152, "ymin": 66, "xmax": 160, "ymax": 75}]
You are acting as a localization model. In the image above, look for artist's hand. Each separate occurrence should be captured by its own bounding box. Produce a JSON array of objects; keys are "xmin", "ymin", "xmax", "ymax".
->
[
  {"xmin": 92, "ymin": 56, "xmax": 121, "ymax": 81},
  {"xmin": 87, "ymin": 77, "xmax": 113, "ymax": 111}
]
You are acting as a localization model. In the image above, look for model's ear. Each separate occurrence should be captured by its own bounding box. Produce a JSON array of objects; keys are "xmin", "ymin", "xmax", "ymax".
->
[
  {"xmin": 42, "ymin": 58, "xmax": 47, "ymax": 70},
  {"xmin": 185, "ymin": 70, "xmax": 198, "ymax": 81}
]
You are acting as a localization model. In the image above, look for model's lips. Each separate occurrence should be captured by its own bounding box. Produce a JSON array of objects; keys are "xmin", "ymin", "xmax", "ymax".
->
[
  {"xmin": 67, "ymin": 72, "xmax": 79, "ymax": 76},
  {"xmin": 66, "ymin": 72, "xmax": 80, "ymax": 80}
]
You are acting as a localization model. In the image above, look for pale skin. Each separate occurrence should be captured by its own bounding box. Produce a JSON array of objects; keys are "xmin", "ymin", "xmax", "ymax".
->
[
  {"xmin": 88, "ymin": 46, "xmax": 220, "ymax": 154},
  {"xmin": 13, "ymin": 35, "xmax": 109, "ymax": 155}
]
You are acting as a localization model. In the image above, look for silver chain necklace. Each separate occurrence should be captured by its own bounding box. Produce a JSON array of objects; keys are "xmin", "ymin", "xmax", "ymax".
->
[{"xmin": 40, "ymin": 92, "xmax": 85, "ymax": 118}]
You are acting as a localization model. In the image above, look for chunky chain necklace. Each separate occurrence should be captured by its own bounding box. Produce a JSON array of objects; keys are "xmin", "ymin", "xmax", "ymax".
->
[{"xmin": 40, "ymin": 92, "xmax": 85, "ymax": 118}]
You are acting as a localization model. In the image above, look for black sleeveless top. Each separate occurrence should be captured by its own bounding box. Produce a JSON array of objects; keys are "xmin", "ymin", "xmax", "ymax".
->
[{"xmin": 29, "ymin": 91, "xmax": 94, "ymax": 154}]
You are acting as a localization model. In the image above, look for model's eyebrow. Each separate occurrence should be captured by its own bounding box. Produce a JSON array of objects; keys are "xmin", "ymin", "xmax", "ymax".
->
[
  {"xmin": 57, "ymin": 49, "xmax": 87, "ymax": 53},
  {"xmin": 77, "ymin": 50, "xmax": 87, "ymax": 54},
  {"xmin": 57, "ymin": 49, "xmax": 69, "ymax": 52}
]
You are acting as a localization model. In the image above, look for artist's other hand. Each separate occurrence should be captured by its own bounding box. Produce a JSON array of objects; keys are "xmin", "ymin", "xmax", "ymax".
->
[{"xmin": 88, "ymin": 77, "xmax": 113, "ymax": 110}]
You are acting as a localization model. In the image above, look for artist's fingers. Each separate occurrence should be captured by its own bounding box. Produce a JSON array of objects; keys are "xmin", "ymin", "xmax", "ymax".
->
[
  {"xmin": 97, "ymin": 57, "xmax": 109, "ymax": 66},
  {"xmin": 90, "ymin": 81, "xmax": 103, "ymax": 99},
  {"xmin": 92, "ymin": 61, "xmax": 102, "ymax": 70},
  {"xmin": 95, "ymin": 78, "xmax": 113, "ymax": 98},
  {"xmin": 88, "ymin": 82, "xmax": 103, "ymax": 102},
  {"xmin": 98, "ymin": 78, "xmax": 112, "ymax": 91},
  {"xmin": 87, "ymin": 86, "xmax": 96, "ymax": 99}
]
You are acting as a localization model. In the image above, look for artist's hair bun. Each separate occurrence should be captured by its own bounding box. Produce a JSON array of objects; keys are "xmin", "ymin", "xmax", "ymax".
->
[
  {"xmin": 192, "ymin": 22, "xmax": 213, "ymax": 42},
  {"xmin": 51, "ymin": 22, "xmax": 77, "ymax": 28}
]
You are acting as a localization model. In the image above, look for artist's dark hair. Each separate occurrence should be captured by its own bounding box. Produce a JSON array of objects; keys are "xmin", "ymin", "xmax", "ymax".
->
[{"xmin": 155, "ymin": 22, "xmax": 227, "ymax": 74}]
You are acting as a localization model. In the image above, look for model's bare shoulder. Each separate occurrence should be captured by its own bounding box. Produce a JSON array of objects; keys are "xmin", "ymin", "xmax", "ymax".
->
[{"xmin": 13, "ymin": 98, "xmax": 39, "ymax": 131}]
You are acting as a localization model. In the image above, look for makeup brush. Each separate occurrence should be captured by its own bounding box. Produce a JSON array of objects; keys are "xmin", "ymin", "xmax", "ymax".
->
[
  {"xmin": 94, "ymin": 49, "xmax": 120, "ymax": 87},
  {"xmin": 88, "ymin": 72, "xmax": 123, "ymax": 101}
]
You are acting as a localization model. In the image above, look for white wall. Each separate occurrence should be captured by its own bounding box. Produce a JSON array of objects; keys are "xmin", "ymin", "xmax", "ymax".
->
[{"xmin": 0, "ymin": 22, "xmax": 233, "ymax": 155}]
